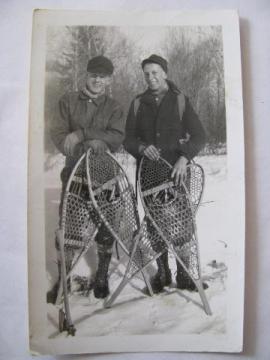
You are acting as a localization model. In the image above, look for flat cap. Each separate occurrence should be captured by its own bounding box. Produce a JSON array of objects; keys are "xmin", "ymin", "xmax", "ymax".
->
[
  {"xmin": 87, "ymin": 55, "xmax": 114, "ymax": 75},
  {"xmin": 141, "ymin": 54, "xmax": 168, "ymax": 73}
]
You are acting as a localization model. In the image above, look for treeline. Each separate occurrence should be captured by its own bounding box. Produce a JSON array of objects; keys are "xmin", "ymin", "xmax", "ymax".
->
[{"xmin": 45, "ymin": 25, "xmax": 226, "ymax": 155}]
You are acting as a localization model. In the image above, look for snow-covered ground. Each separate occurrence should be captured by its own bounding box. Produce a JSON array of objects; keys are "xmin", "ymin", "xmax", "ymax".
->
[{"xmin": 45, "ymin": 154, "xmax": 228, "ymax": 338}]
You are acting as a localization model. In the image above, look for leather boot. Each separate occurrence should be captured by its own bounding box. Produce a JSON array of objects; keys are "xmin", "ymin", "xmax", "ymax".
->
[
  {"xmin": 47, "ymin": 280, "xmax": 60, "ymax": 304},
  {"xmin": 151, "ymin": 252, "xmax": 172, "ymax": 294},
  {"xmin": 176, "ymin": 261, "xmax": 208, "ymax": 291},
  {"xmin": 93, "ymin": 251, "xmax": 112, "ymax": 299}
]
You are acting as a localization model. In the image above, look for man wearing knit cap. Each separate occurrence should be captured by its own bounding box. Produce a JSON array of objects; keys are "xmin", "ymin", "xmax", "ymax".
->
[
  {"xmin": 48, "ymin": 55, "xmax": 125, "ymax": 302},
  {"xmin": 124, "ymin": 54, "xmax": 208, "ymax": 293}
]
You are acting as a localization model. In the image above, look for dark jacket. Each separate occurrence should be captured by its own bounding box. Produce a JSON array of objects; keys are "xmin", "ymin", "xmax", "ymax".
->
[
  {"xmin": 51, "ymin": 90, "xmax": 125, "ymax": 170},
  {"xmin": 124, "ymin": 82, "xmax": 206, "ymax": 165}
]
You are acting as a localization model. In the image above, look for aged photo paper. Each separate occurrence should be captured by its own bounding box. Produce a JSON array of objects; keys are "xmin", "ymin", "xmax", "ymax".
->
[{"xmin": 28, "ymin": 9, "xmax": 245, "ymax": 355}]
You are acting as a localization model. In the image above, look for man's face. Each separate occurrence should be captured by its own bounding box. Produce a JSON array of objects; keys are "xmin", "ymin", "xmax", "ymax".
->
[
  {"xmin": 143, "ymin": 63, "xmax": 167, "ymax": 91},
  {"xmin": 86, "ymin": 72, "xmax": 111, "ymax": 95}
]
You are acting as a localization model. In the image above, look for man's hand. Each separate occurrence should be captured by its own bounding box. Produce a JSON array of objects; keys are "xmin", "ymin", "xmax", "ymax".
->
[
  {"xmin": 142, "ymin": 145, "xmax": 160, "ymax": 161},
  {"xmin": 84, "ymin": 139, "xmax": 109, "ymax": 155},
  {"xmin": 171, "ymin": 156, "xmax": 189, "ymax": 186},
  {"xmin": 64, "ymin": 131, "xmax": 83, "ymax": 157}
]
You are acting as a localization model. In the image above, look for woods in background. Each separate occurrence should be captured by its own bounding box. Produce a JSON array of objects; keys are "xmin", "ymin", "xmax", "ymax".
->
[{"xmin": 45, "ymin": 25, "xmax": 226, "ymax": 156}]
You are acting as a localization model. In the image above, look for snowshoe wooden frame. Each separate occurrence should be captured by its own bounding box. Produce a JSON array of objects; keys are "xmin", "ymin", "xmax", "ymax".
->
[
  {"xmin": 55, "ymin": 152, "xmax": 100, "ymax": 335},
  {"xmin": 138, "ymin": 156, "xmax": 212, "ymax": 315},
  {"xmin": 85, "ymin": 149, "xmax": 158, "ymax": 308}
]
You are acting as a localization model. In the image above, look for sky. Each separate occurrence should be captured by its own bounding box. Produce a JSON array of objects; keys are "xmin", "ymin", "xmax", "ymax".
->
[{"xmin": 118, "ymin": 25, "xmax": 220, "ymax": 60}]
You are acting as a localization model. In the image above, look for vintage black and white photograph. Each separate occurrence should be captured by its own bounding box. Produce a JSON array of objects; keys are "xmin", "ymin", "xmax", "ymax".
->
[{"xmin": 28, "ymin": 9, "xmax": 245, "ymax": 355}]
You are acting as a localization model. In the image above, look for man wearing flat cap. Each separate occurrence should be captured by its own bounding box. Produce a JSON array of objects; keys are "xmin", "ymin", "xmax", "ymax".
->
[
  {"xmin": 48, "ymin": 55, "xmax": 125, "ymax": 302},
  {"xmin": 124, "ymin": 54, "xmax": 207, "ymax": 293}
]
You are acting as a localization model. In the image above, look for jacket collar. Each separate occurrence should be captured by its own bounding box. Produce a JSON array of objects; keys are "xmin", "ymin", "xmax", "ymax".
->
[
  {"xmin": 140, "ymin": 80, "xmax": 180, "ymax": 105},
  {"xmin": 79, "ymin": 89, "xmax": 106, "ymax": 106}
]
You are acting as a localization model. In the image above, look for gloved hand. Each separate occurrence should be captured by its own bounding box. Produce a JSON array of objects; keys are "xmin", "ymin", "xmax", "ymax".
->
[{"xmin": 83, "ymin": 139, "xmax": 109, "ymax": 155}]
